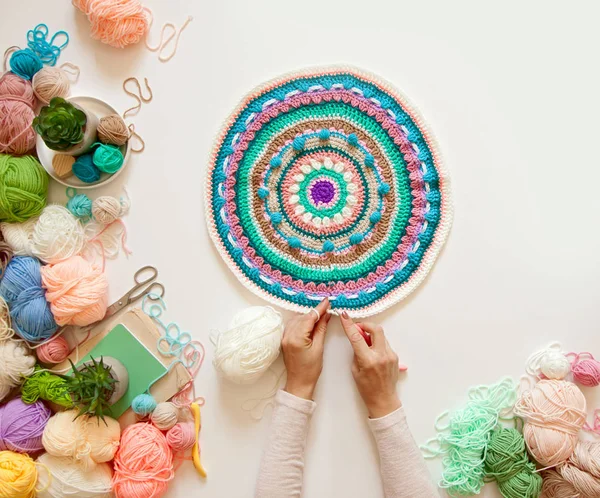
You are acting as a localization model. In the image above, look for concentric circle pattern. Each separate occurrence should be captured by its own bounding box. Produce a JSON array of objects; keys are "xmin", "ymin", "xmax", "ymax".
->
[{"xmin": 206, "ymin": 67, "xmax": 452, "ymax": 317}]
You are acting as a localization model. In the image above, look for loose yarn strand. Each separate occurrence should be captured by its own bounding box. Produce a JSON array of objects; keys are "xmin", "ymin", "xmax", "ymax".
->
[
  {"xmin": 145, "ymin": 14, "xmax": 193, "ymax": 62},
  {"xmin": 26, "ymin": 24, "xmax": 69, "ymax": 66},
  {"xmin": 122, "ymin": 76, "xmax": 152, "ymax": 118},
  {"xmin": 59, "ymin": 61, "xmax": 80, "ymax": 82},
  {"xmin": 127, "ymin": 122, "xmax": 145, "ymax": 152},
  {"xmin": 2, "ymin": 46, "xmax": 19, "ymax": 73}
]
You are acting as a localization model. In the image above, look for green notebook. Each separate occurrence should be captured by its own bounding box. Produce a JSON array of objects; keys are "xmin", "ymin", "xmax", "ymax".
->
[{"xmin": 76, "ymin": 324, "xmax": 167, "ymax": 418}]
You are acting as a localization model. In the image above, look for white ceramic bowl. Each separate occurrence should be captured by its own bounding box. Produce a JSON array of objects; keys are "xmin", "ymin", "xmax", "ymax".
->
[{"xmin": 36, "ymin": 96, "xmax": 131, "ymax": 189}]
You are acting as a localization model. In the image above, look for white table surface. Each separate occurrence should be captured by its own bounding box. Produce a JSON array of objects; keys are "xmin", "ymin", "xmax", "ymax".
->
[{"xmin": 2, "ymin": 1, "xmax": 599, "ymax": 496}]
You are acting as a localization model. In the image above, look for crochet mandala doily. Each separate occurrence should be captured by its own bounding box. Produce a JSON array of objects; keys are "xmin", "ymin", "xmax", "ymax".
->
[{"xmin": 206, "ymin": 67, "xmax": 452, "ymax": 317}]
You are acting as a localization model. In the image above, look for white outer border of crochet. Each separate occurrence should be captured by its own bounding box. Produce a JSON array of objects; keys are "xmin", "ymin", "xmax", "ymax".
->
[{"xmin": 204, "ymin": 65, "xmax": 453, "ymax": 318}]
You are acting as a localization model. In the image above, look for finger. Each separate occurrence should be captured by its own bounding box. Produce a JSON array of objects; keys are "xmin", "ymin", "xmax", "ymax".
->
[
  {"xmin": 340, "ymin": 311, "xmax": 370, "ymax": 358},
  {"xmin": 312, "ymin": 311, "xmax": 331, "ymax": 348},
  {"xmin": 303, "ymin": 298, "xmax": 330, "ymax": 326},
  {"xmin": 357, "ymin": 322, "xmax": 385, "ymax": 351}
]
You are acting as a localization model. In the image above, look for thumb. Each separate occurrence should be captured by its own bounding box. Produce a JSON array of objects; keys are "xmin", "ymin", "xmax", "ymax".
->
[
  {"xmin": 304, "ymin": 298, "xmax": 330, "ymax": 326},
  {"xmin": 340, "ymin": 311, "xmax": 370, "ymax": 358}
]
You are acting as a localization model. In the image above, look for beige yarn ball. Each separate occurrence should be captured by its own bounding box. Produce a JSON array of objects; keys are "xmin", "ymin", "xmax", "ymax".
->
[
  {"xmin": 32, "ymin": 67, "xmax": 71, "ymax": 104},
  {"xmin": 92, "ymin": 196, "xmax": 130, "ymax": 225},
  {"xmin": 151, "ymin": 402, "xmax": 179, "ymax": 431},
  {"xmin": 97, "ymin": 114, "xmax": 129, "ymax": 146},
  {"xmin": 0, "ymin": 340, "xmax": 36, "ymax": 401},
  {"xmin": 42, "ymin": 410, "xmax": 121, "ymax": 471},
  {"xmin": 0, "ymin": 217, "xmax": 37, "ymax": 256}
]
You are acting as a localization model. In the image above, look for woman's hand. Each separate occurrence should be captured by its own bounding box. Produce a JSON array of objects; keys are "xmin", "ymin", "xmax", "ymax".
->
[
  {"xmin": 340, "ymin": 312, "xmax": 402, "ymax": 418},
  {"xmin": 282, "ymin": 298, "xmax": 331, "ymax": 400}
]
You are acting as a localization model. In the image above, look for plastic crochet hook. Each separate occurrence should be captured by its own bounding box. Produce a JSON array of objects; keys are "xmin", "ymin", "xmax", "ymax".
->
[
  {"xmin": 356, "ymin": 324, "xmax": 408, "ymax": 371},
  {"xmin": 191, "ymin": 402, "xmax": 207, "ymax": 478}
]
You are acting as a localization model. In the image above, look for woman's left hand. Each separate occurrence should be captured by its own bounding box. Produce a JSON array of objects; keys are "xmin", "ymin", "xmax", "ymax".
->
[{"xmin": 282, "ymin": 298, "xmax": 331, "ymax": 400}]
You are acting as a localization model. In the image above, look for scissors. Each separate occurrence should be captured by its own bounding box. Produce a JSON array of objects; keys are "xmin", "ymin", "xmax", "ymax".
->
[{"xmin": 104, "ymin": 265, "xmax": 165, "ymax": 318}]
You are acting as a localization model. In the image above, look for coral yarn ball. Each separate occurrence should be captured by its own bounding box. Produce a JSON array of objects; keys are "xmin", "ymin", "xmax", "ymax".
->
[
  {"xmin": 36, "ymin": 335, "xmax": 70, "ymax": 364},
  {"xmin": 41, "ymin": 255, "xmax": 108, "ymax": 327}
]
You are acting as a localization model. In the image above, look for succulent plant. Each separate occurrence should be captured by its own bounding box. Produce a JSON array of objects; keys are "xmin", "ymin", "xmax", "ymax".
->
[
  {"xmin": 61, "ymin": 356, "xmax": 116, "ymax": 423},
  {"xmin": 33, "ymin": 97, "xmax": 87, "ymax": 151}
]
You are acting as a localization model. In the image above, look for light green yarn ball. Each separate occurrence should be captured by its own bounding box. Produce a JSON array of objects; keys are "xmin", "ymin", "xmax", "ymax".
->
[
  {"xmin": 0, "ymin": 153, "xmax": 49, "ymax": 223},
  {"xmin": 93, "ymin": 144, "xmax": 124, "ymax": 174}
]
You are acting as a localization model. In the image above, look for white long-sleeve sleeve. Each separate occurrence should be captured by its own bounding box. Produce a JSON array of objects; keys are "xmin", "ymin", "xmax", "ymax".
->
[{"xmin": 255, "ymin": 391, "xmax": 439, "ymax": 498}]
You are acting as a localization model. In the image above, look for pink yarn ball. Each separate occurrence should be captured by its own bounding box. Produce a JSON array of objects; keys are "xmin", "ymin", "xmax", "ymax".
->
[
  {"xmin": 36, "ymin": 335, "xmax": 70, "ymax": 364},
  {"xmin": 570, "ymin": 353, "xmax": 600, "ymax": 387},
  {"xmin": 0, "ymin": 73, "xmax": 37, "ymax": 155},
  {"xmin": 165, "ymin": 423, "xmax": 196, "ymax": 452},
  {"xmin": 73, "ymin": 0, "xmax": 150, "ymax": 49},
  {"xmin": 40, "ymin": 255, "xmax": 108, "ymax": 327}
]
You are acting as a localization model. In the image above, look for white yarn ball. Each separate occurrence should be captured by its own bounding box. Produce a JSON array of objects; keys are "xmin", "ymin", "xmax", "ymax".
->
[
  {"xmin": 0, "ymin": 217, "xmax": 37, "ymax": 256},
  {"xmin": 212, "ymin": 306, "xmax": 284, "ymax": 385},
  {"xmin": 540, "ymin": 351, "xmax": 571, "ymax": 380},
  {"xmin": 150, "ymin": 402, "xmax": 179, "ymax": 431},
  {"xmin": 0, "ymin": 340, "xmax": 36, "ymax": 401},
  {"xmin": 36, "ymin": 453, "xmax": 113, "ymax": 498},
  {"xmin": 32, "ymin": 205, "xmax": 85, "ymax": 264},
  {"xmin": 32, "ymin": 66, "xmax": 71, "ymax": 104},
  {"xmin": 92, "ymin": 195, "xmax": 130, "ymax": 225}
]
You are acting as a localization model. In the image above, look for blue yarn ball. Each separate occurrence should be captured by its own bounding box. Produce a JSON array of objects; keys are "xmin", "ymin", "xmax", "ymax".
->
[
  {"xmin": 131, "ymin": 393, "xmax": 157, "ymax": 416},
  {"xmin": 319, "ymin": 129, "xmax": 331, "ymax": 140},
  {"xmin": 347, "ymin": 133, "xmax": 359, "ymax": 147},
  {"xmin": 66, "ymin": 193, "xmax": 92, "ymax": 220},
  {"xmin": 72, "ymin": 153, "xmax": 101, "ymax": 184},
  {"xmin": 258, "ymin": 187, "xmax": 269, "ymax": 199},
  {"xmin": 0, "ymin": 256, "xmax": 57, "ymax": 342},
  {"xmin": 93, "ymin": 144, "xmax": 124, "ymax": 174},
  {"xmin": 270, "ymin": 156, "xmax": 282, "ymax": 168},
  {"xmin": 378, "ymin": 183, "xmax": 390, "ymax": 196},
  {"xmin": 364, "ymin": 154, "xmax": 375, "ymax": 168},
  {"xmin": 270, "ymin": 213, "xmax": 282, "ymax": 225},
  {"xmin": 9, "ymin": 49, "xmax": 43, "ymax": 80}
]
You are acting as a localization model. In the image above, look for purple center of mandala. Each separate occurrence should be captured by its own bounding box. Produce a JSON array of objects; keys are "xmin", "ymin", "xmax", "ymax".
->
[{"xmin": 310, "ymin": 180, "xmax": 335, "ymax": 205}]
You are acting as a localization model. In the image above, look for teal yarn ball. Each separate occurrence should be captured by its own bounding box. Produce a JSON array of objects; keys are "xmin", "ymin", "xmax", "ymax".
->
[
  {"xmin": 0, "ymin": 256, "xmax": 57, "ymax": 342},
  {"xmin": 131, "ymin": 393, "xmax": 157, "ymax": 416},
  {"xmin": 72, "ymin": 153, "xmax": 100, "ymax": 183},
  {"xmin": 323, "ymin": 240, "xmax": 335, "ymax": 252},
  {"xmin": 66, "ymin": 193, "xmax": 92, "ymax": 220},
  {"xmin": 349, "ymin": 233, "xmax": 364, "ymax": 245},
  {"xmin": 9, "ymin": 49, "xmax": 43, "ymax": 80},
  {"xmin": 93, "ymin": 144, "xmax": 123, "ymax": 174}
]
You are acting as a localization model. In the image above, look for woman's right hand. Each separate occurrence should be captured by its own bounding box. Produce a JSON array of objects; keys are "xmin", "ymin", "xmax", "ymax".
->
[{"xmin": 340, "ymin": 312, "xmax": 402, "ymax": 418}]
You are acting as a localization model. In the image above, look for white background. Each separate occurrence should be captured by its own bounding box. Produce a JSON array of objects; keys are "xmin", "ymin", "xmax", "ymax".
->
[{"xmin": 2, "ymin": 1, "xmax": 600, "ymax": 496}]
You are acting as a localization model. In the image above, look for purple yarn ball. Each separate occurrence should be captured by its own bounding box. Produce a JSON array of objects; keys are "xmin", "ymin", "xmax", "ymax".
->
[{"xmin": 0, "ymin": 397, "xmax": 51, "ymax": 453}]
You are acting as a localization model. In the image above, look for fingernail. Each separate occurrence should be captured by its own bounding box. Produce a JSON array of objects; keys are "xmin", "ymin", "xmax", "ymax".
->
[{"xmin": 341, "ymin": 311, "xmax": 349, "ymax": 319}]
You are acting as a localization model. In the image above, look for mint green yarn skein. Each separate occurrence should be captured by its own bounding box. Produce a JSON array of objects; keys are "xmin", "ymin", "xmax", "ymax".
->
[
  {"xmin": 484, "ymin": 428, "xmax": 542, "ymax": 498},
  {"xmin": 0, "ymin": 154, "xmax": 48, "ymax": 223},
  {"xmin": 93, "ymin": 143, "xmax": 123, "ymax": 174}
]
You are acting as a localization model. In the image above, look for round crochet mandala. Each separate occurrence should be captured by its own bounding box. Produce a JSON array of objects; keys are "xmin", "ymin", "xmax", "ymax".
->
[{"xmin": 206, "ymin": 67, "xmax": 452, "ymax": 317}]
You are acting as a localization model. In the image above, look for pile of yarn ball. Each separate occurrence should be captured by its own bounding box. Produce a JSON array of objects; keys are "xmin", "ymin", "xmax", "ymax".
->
[
  {"xmin": 212, "ymin": 306, "xmax": 284, "ymax": 385},
  {"xmin": 9, "ymin": 49, "xmax": 43, "ymax": 80},
  {"xmin": 514, "ymin": 379, "xmax": 587, "ymax": 467},
  {"xmin": 0, "ymin": 397, "xmax": 50, "ymax": 454},
  {"xmin": 42, "ymin": 410, "xmax": 120, "ymax": 470},
  {"xmin": 421, "ymin": 377, "xmax": 517, "ymax": 496},
  {"xmin": 41, "ymin": 255, "xmax": 108, "ymax": 326},
  {"xmin": 112, "ymin": 423, "xmax": 174, "ymax": 498},
  {"xmin": 98, "ymin": 114, "xmax": 129, "ymax": 146},
  {"xmin": 0, "ymin": 73, "xmax": 37, "ymax": 155},
  {"xmin": 0, "ymin": 256, "xmax": 57, "ymax": 341},
  {"xmin": 32, "ymin": 66, "xmax": 71, "ymax": 104},
  {"xmin": 72, "ymin": 145, "xmax": 124, "ymax": 183},
  {"xmin": 0, "ymin": 154, "xmax": 48, "ymax": 223},
  {"xmin": 0, "ymin": 450, "xmax": 38, "ymax": 498},
  {"xmin": 569, "ymin": 352, "xmax": 600, "ymax": 387},
  {"xmin": 72, "ymin": 0, "xmax": 150, "ymax": 48},
  {"xmin": 542, "ymin": 441, "xmax": 600, "ymax": 497},
  {"xmin": 483, "ymin": 427, "xmax": 542, "ymax": 498},
  {"xmin": 36, "ymin": 453, "xmax": 114, "ymax": 498}
]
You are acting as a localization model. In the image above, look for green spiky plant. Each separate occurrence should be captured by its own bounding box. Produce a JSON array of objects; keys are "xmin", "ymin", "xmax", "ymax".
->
[
  {"xmin": 33, "ymin": 97, "xmax": 87, "ymax": 151},
  {"xmin": 60, "ymin": 356, "xmax": 116, "ymax": 424}
]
